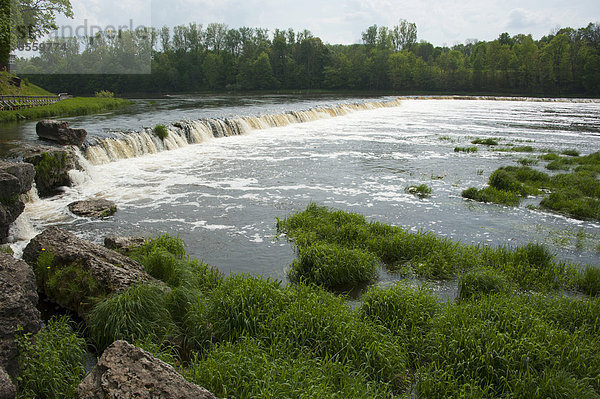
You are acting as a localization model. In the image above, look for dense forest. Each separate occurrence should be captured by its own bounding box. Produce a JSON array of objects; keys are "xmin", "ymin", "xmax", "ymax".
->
[{"xmin": 18, "ymin": 21, "xmax": 600, "ymax": 96}]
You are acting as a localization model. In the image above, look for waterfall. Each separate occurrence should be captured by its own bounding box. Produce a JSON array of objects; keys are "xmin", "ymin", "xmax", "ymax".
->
[{"xmin": 84, "ymin": 98, "xmax": 403, "ymax": 165}]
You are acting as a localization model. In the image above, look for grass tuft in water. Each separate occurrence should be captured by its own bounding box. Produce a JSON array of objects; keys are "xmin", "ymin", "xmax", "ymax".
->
[
  {"xmin": 458, "ymin": 268, "xmax": 512, "ymax": 301},
  {"xmin": 405, "ymin": 184, "xmax": 432, "ymax": 198},
  {"xmin": 471, "ymin": 138, "xmax": 499, "ymax": 146},
  {"xmin": 454, "ymin": 146, "xmax": 478, "ymax": 153},
  {"xmin": 575, "ymin": 266, "xmax": 600, "ymax": 296}
]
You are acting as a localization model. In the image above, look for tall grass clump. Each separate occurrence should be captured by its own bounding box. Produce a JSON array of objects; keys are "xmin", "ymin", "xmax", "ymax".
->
[
  {"xmin": 471, "ymin": 138, "xmax": 498, "ymax": 146},
  {"xmin": 461, "ymin": 186, "xmax": 521, "ymax": 206},
  {"xmin": 454, "ymin": 146, "xmax": 478, "ymax": 153},
  {"xmin": 86, "ymin": 283, "xmax": 177, "ymax": 351},
  {"xmin": 405, "ymin": 184, "xmax": 432, "ymax": 198},
  {"xmin": 288, "ymin": 242, "xmax": 379, "ymax": 290},
  {"xmin": 185, "ymin": 337, "xmax": 392, "ymax": 399},
  {"xmin": 16, "ymin": 316, "xmax": 87, "ymax": 399},
  {"xmin": 575, "ymin": 266, "xmax": 600, "ymax": 296},
  {"xmin": 417, "ymin": 294, "xmax": 600, "ymax": 397},
  {"xmin": 457, "ymin": 268, "xmax": 511, "ymax": 301}
]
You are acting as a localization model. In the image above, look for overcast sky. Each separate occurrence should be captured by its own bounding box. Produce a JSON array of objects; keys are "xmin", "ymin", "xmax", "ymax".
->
[{"xmin": 54, "ymin": 0, "xmax": 600, "ymax": 46}]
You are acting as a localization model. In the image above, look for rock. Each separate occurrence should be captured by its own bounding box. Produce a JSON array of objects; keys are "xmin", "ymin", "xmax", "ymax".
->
[
  {"xmin": 0, "ymin": 253, "xmax": 42, "ymax": 379},
  {"xmin": 104, "ymin": 236, "xmax": 146, "ymax": 255},
  {"xmin": 21, "ymin": 146, "xmax": 76, "ymax": 197},
  {"xmin": 0, "ymin": 161, "xmax": 35, "ymax": 243},
  {"xmin": 78, "ymin": 340, "xmax": 217, "ymax": 399},
  {"xmin": 0, "ymin": 366, "xmax": 16, "ymax": 399},
  {"xmin": 36, "ymin": 120, "xmax": 87, "ymax": 147},
  {"xmin": 23, "ymin": 227, "xmax": 157, "ymax": 317},
  {"xmin": 68, "ymin": 198, "xmax": 117, "ymax": 218}
]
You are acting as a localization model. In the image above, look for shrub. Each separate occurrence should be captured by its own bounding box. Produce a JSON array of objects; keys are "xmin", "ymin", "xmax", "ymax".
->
[
  {"xmin": 458, "ymin": 269, "xmax": 511, "ymax": 301},
  {"xmin": 288, "ymin": 242, "xmax": 379, "ymax": 290},
  {"xmin": 154, "ymin": 124, "xmax": 169, "ymax": 140},
  {"xmin": 94, "ymin": 90, "xmax": 114, "ymax": 98},
  {"xmin": 405, "ymin": 184, "xmax": 432, "ymax": 198},
  {"xmin": 16, "ymin": 316, "xmax": 87, "ymax": 399}
]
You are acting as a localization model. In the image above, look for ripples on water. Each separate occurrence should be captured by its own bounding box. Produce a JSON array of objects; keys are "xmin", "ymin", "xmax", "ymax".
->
[{"xmin": 9, "ymin": 97, "xmax": 600, "ymax": 287}]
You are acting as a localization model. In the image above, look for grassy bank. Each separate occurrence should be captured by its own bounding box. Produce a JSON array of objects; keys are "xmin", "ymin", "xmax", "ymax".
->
[
  {"xmin": 17, "ymin": 208, "xmax": 600, "ymax": 398},
  {"xmin": 0, "ymin": 97, "xmax": 134, "ymax": 123},
  {"xmin": 0, "ymin": 71, "xmax": 52, "ymax": 96}
]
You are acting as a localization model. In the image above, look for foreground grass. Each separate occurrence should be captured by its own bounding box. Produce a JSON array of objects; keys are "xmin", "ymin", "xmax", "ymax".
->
[
  {"xmin": 462, "ymin": 152, "xmax": 600, "ymax": 221},
  {"xmin": 19, "ymin": 225, "xmax": 600, "ymax": 398},
  {"xmin": 0, "ymin": 97, "xmax": 133, "ymax": 123}
]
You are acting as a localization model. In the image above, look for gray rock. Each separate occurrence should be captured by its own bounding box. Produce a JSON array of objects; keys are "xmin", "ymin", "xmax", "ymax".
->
[
  {"xmin": 104, "ymin": 236, "xmax": 146, "ymax": 255},
  {"xmin": 36, "ymin": 120, "xmax": 87, "ymax": 147},
  {"xmin": 0, "ymin": 162, "xmax": 35, "ymax": 243},
  {"xmin": 0, "ymin": 253, "xmax": 42, "ymax": 378},
  {"xmin": 68, "ymin": 198, "xmax": 117, "ymax": 218},
  {"xmin": 78, "ymin": 340, "xmax": 216, "ymax": 399},
  {"xmin": 23, "ymin": 227, "xmax": 158, "ymax": 317},
  {"xmin": 21, "ymin": 146, "xmax": 76, "ymax": 197},
  {"xmin": 0, "ymin": 366, "xmax": 16, "ymax": 399}
]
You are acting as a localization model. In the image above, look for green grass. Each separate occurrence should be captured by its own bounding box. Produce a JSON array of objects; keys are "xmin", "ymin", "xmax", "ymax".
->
[
  {"xmin": 454, "ymin": 146, "xmax": 478, "ymax": 153},
  {"xmin": 277, "ymin": 204, "xmax": 575, "ymax": 290},
  {"xmin": 471, "ymin": 138, "xmax": 499, "ymax": 146},
  {"xmin": 0, "ymin": 97, "xmax": 133, "ymax": 123},
  {"xmin": 288, "ymin": 242, "xmax": 379, "ymax": 290},
  {"xmin": 154, "ymin": 124, "xmax": 169, "ymax": 140},
  {"xmin": 562, "ymin": 149, "xmax": 580, "ymax": 157},
  {"xmin": 0, "ymin": 71, "xmax": 52, "ymax": 96},
  {"xmin": 405, "ymin": 184, "xmax": 432, "ymax": 198},
  {"xmin": 16, "ymin": 316, "xmax": 87, "ymax": 399},
  {"xmin": 462, "ymin": 152, "xmax": 600, "ymax": 221},
  {"xmin": 494, "ymin": 145, "xmax": 536, "ymax": 152},
  {"xmin": 575, "ymin": 266, "xmax": 600, "ymax": 296},
  {"xmin": 457, "ymin": 268, "xmax": 512, "ymax": 301}
]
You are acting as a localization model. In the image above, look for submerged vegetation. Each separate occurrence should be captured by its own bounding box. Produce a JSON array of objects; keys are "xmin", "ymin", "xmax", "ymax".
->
[
  {"xmin": 405, "ymin": 184, "xmax": 432, "ymax": 198},
  {"xmin": 463, "ymin": 151, "xmax": 600, "ymax": 221},
  {"xmin": 17, "ymin": 208, "xmax": 600, "ymax": 398}
]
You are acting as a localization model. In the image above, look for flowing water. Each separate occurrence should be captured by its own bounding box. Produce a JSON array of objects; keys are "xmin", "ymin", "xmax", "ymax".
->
[{"xmin": 6, "ymin": 95, "xmax": 600, "ymax": 293}]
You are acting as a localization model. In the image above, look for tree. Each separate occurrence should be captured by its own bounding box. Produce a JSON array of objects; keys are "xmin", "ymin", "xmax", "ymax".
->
[
  {"xmin": 392, "ymin": 19, "xmax": 417, "ymax": 51},
  {"xmin": 1, "ymin": 0, "xmax": 73, "ymax": 69}
]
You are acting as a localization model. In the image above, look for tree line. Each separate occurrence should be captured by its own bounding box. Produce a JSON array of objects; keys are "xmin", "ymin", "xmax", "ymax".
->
[{"xmin": 20, "ymin": 21, "xmax": 600, "ymax": 96}]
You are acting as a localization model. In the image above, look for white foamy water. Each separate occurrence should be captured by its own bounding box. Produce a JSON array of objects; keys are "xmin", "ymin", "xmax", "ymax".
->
[{"xmin": 12, "ymin": 98, "xmax": 600, "ymax": 280}]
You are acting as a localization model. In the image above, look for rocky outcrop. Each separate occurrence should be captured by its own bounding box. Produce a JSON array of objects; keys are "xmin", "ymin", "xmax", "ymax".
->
[
  {"xmin": 0, "ymin": 253, "xmax": 42, "ymax": 379},
  {"xmin": 0, "ymin": 161, "xmax": 35, "ymax": 243},
  {"xmin": 23, "ymin": 227, "xmax": 157, "ymax": 317},
  {"xmin": 36, "ymin": 120, "xmax": 87, "ymax": 147},
  {"xmin": 78, "ymin": 340, "xmax": 216, "ymax": 399},
  {"xmin": 104, "ymin": 236, "xmax": 145, "ymax": 255},
  {"xmin": 0, "ymin": 366, "xmax": 16, "ymax": 399},
  {"xmin": 21, "ymin": 146, "xmax": 76, "ymax": 197},
  {"xmin": 68, "ymin": 199, "xmax": 117, "ymax": 218}
]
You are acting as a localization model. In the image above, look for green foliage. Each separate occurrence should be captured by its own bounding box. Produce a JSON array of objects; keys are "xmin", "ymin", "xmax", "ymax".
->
[
  {"xmin": 495, "ymin": 145, "xmax": 536, "ymax": 153},
  {"xmin": 454, "ymin": 146, "xmax": 478, "ymax": 153},
  {"xmin": 0, "ymin": 244, "xmax": 14, "ymax": 255},
  {"xmin": 16, "ymin": 316, "xmax": 87, "ymax": 399},
  {"xmin": 34, "ymin": 151, "xmax": 67, "ymax": 182},
  {"xmin": 0, "ymin": 71, "xmax": 52, "ymax": 95},
  {"xmin": 562, "ymin": 149, "xmax": 581, "ymax": 157},
  {"xmin": 458, "ymin": 269, "xmax": 512, "ymax": 300},
  {"xmin": 462, "ymin": 186, "xmax": 521, "ymax": 206},
  {"xmin": 288, "ymin": 242, "xmax": 379, "ymax": 290},
  {"xmin": 94, "ymin": 90, "xmax": 114, "ymax": 98},
  {"xmin": 153, "ymin": 124, "xmax": 169, "ymax": 140},
  {"xmin": 86, "ymin": 283, "xmax": 177, "ymax": 351},
  {"xmin": 471, "ymin": 138, "xmax": 498, "ymax": 146},
  {"xmin": 0, "ymin": 97, "xmax": 132, "ymax": 123},
  {"xmin": 35, "ymin": 250, "xmax": 105, "ymax": 315},
  {"xmin": 575, "ymin": 266, "xmax": 600, "ymax": 296},
  {"xmin": 278, "ymin": 204, "xmax": 576, "ymax": 291},
  {"xmin": 405, "ymin": 184, "xmax": 432, "ymax": 198}
]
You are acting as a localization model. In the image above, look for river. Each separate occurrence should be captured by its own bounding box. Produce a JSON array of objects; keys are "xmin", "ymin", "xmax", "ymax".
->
[{"xmin": 5, "ymin": 95, "xmax": 600, "ymax": 292}]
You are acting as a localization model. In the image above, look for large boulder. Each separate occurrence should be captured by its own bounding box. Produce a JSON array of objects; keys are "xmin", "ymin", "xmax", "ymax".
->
[
  {"xmin": 0, "ymin": 366, "xmax": 16, "ymax": 399},
  {"xmin": 68, "ymin": 198, "xmax": 117, "ymax": 218},
  {"xmin": 0, "ymin": 161, "xmax": 35, "ymax": 243},
  {"xmin": 104, "ymin": 235, "xmax": 146, "ymax": 255},
  {"xmin": 78, "ymin": 340, "xmax": 216, "ymax": 399},
  {"xmin": 21, "ymin": 146, "xmax": 76, "ymax": 197},
  {"xmin": 23, "ymin": 227, "xmax": 157, "ymax": 317},
  {"xmin": 0, "ymin": 253, "xmax": 42, "ymax": 379},
  {"xmin": 36, "ymin": 120, "xmax": 87, "ymax": 147}
]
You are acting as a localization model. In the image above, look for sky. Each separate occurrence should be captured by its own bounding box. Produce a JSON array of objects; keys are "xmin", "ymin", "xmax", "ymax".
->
[{"xmin": 54, "ymin": 0, "xmax": 600, "ymax": 47}]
